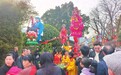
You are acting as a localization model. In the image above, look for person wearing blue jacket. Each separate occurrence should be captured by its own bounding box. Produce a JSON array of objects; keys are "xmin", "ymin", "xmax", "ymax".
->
[
  {"xmin": 96, "ymin": 44, "xmax": 115, "ymax": 75},
  {"xmin": 34, "ymin": 17, "xmax": 44, "ymax": 43}
]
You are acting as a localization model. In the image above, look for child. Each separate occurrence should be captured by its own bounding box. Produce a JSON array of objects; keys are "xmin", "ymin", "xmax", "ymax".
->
[
  {"xmin": 66, "ymin": 52, "xmax": 77, "ymax": 75},
  {"xmin": 80, "ymin": 57, "xmax": 95, "ymax": 75},
  {"xmin": 53, "ymin": 51, "xmax": 61, "ymax": 65},
  {"xmin": 61, "ymin": 51, "xmax": 70, "ymax": 65}
]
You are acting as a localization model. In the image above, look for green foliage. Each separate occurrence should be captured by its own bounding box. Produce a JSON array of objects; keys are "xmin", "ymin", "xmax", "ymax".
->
[
  {"xmin": 0, "ymin": 0, "xmax": 37, "ymax": 66},
  {"xmin": 41, "ymin": 2, "xmax": 74, "ymax": 31},
  {"xmin": 42, "ymin": 24, "xmax": 61, "ymax": 46},
  {"xmin": 41, "ymin": 1, "xmax": 90, "ymax": 35},
  {"xmin": 35, "ymin": 24, "xmax": 61, "ymax": 53},
  {"xmin": 39, "ymin": 43, "xmax": 53, "ymax": 53},
  {"xmin": 118, "ymin": 31, "xmax": 121, "ymax": 42},
  {"xmin": 81, "ymin": 14, "xmax": 90, "ymax": 34}
]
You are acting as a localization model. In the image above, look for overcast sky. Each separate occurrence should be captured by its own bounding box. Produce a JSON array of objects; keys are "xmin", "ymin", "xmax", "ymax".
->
[{"xmin": 31, "ymin": 0, "xmax": 100, "ymax": 17}]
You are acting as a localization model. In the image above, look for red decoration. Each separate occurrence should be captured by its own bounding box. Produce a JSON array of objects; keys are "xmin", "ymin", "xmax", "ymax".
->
[
  {"xmin": 41, "ymin": 40, "xmax": 49, "ymax": 44},
  {"xmin": 73, "ymin": 37, "xmax": 78, "ymax": 43},
  {"xmin": 59, "ymin": 25, "xmax": 68, "ymax": 44},
  {"xmin": 73, "ymin": 43, "xmax": 80, "ymax": 53},
  {"xmin": 27, "ymin": 31, "xmax": 37, "ymax": 40},
  {"xmin": 70, "ymin": 7, "xmax": 84, "ymax": 38},
  {"xmin": 30, "ymin": 16, "xmax": 34, "ymax": 25},
  {"xmin": 69, "ymin": 7, "xmax": 84, "ymax": 56},
  {"xmin": 112, "ymin": 35, "xmax": 118, "ymax": 41}
]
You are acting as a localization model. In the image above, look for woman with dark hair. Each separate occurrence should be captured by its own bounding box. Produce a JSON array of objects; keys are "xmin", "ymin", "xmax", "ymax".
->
[
  {"xmin": 0, "ymin": 53, "xmax": 15, "ymax": 75},
  {"xmin": 36, "ymin": 52, "xmax": 62, "ymax": 75},
  {"xmin": 80, "ymin": 57, "xmax": 95, "ymax": 75},
  {"xmin": 18, "ymin": 54, "xmax": 37, "ymax": 75}
]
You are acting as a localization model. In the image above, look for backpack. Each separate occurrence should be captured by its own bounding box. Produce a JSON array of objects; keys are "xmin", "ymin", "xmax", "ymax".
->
[{"xmin": 6, "ymin": 66, "xmax": 22, "ymax": 75}]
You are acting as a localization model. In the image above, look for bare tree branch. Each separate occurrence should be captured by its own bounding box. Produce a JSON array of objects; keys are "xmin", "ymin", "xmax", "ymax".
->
[{"xmin": 90, "ymin": 0, "xmax": 121, "ymax": 39}]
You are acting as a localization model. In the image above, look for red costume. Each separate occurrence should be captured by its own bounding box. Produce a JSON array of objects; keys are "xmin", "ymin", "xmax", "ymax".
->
[
  {"xmin": 53, "ymin": 54, "xmax": 61, "ymax": 65},
  {"xmin": 59, "ymin": 25, "xmax": 68, "ymax": 44}
]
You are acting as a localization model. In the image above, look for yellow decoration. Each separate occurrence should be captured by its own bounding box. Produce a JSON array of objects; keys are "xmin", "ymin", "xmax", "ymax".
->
[
  {"xmin": 63, "ymin": 46, "xmax": 72, "ymax": 52},
  {"xmin": 61, "ymin": 55, "xmax": 70, "ymax": 64},
  {"xmin": 92, "ymin": 37, "xmax": 95, "ymax": 43}
]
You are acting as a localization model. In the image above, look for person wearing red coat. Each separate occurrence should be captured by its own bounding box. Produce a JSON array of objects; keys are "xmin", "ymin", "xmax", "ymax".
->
[
  {"xmin": 18, "ymin": 55, "xmax": 37, "ymax": 75},
  {"xmin": 53, "ymin": 52, "xmax": 61, "ymax": 65}
]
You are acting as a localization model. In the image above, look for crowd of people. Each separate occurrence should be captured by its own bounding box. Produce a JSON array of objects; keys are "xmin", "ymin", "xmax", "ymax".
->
[{"xmin": 0, "ymin": 41, "xmax": 121, "ymax": 75}]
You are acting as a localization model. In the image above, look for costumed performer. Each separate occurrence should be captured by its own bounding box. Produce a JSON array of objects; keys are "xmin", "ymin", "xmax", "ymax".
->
[{"xmin": 34, "ymin": 17, "xmax": 44, "ymax": 43}]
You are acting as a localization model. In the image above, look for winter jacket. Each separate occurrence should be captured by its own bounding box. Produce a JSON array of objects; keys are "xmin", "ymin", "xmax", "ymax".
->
[
  {"xmin": 104, "ymin": 51, "xmax": 121, "ymax": 75},
  {"xmin": 18, "ymin": 65, "xmax": 37, "ymax": 75},
  {"xmin": 80, "ymin": 68, "xmax": 95, "ymax": 75},
  {"xmin": 96, "ymin": 59, "xmax": 108, "ymax": 75},
  {"xmin": 0, "ymin": 64, "xmax": 14, "ymax": 75},
  {"xmin": 66, "ymin": 58, "xmax": 77, "ymax": 75},
  {"xmin": 16, "ymin": 55, "xmax": 24, "ymax": 69},
  {"xmin": 36, "ymin": 65, "xmax": 62, "ymax": 75},
  {"xmin": 36, "ymin": 52, "xmax": 62, "ymax": 75}
]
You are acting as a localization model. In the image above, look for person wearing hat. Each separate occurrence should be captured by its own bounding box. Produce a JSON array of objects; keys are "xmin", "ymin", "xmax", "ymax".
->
[{"xmin": 18, "ymin": 55, "xmax": 37, "ymax": 75}]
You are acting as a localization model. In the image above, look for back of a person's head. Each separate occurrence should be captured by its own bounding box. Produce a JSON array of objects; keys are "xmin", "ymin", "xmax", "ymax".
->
[
  {"xmin": 80, "ymin": 45, "xmax": 90, "ymax": 57},
  {"xmin": 105, "ymin": 41, "xmax": 116, "ymax": 50},
  {"xmin": 103, "ymin": 44, "xmax": 115, "ymax": 55},
  {"xmin": 69, "ymin": 52, "xmax": 74, "ymax": 58},
  {"xmin": 13, "ymin": 46, "xmax": 18, "ymax": 52},
  {"xmin": 81, "ymin": 57, "xmax": 91, "ymax": 68},
  {"xmin": 14, "ymin": 46, "xmax": 18, "ymax": 49},
  {"xmin": 40, "ymin": 52, "xmax": 53, "ymax": 65},
  {"xmin": 81, "ymin": 57, "xmax": 97, "ymax": 73},
  {"xmin": 90, "ymin": 59, "xmax": 97, "ymax": 73},
  {"xmin": 39, "ymin": 52, "xmax": 61, "ymax": 75}
]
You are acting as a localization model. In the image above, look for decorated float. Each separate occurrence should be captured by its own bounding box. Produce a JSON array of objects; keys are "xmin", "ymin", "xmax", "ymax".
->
[
  {"xmin": 26, "ymin": 16, "xmax": 44, "ymax": 45},
  {"xmin": 70, "ymin": 7, "xmax": 84, "ymax": 56}
]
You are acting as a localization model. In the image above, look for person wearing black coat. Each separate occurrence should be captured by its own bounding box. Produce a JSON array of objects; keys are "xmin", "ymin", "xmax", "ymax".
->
[
  {"xmin": 89, "ymin": 41, "xmax": 104, "ymax": 62},
  {"xmin": 32, "ymin": 48, "xmax": 41, "ymax": 69},
  {"xmin": 16, "ymin": 49, "xmax": 28, "ymax": 69},
  {"xmin": 0, "ymin": 54, "xmax": 15, "ymax": 75},
  {"xmin": 10, "ymin": 46, "xmax": 19, "ymax": 61},
  {"xmin": 36, "ymin": 52, "xmax": 62, "ymax": 75},
  {"xmin": 97, "ymin": 44, "xmax": 115, "ymax": 75},
  {"xmin": 76, "ymin": 45, "xmax": 90, "ymax": 75}
]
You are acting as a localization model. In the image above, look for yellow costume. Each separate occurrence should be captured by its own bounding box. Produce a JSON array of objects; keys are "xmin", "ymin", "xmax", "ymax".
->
[
  {"xmin": 61, "ymin": 55, "xmax": 70, "ymax": 64},
  {"xmin": 66, "ymin": 58, "xmax": 77, "ymax": 75},
  {"xmin": 63, "ymin": 46, "xmax": 72, "ymax": 52}
]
